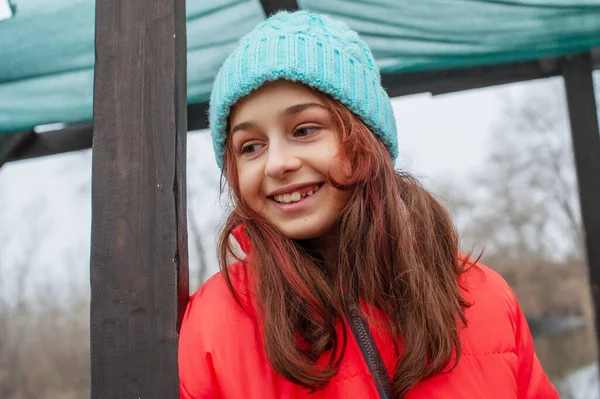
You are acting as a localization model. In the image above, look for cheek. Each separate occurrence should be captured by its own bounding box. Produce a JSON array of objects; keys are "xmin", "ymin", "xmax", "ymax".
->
[
  {"xmin": 323, "ymin": 137, "xmax": 351, "ymax": 181},
  {"xmin": 236, "ymin": 164, "xmax": 263, "ymax": 205},
  {"xmin": 325, "ymin": 152, "xmax": 352, "ymax": 185},
  {"xmin": 307, "ymin": 137, "xmax": 343, "ymax": 176}
]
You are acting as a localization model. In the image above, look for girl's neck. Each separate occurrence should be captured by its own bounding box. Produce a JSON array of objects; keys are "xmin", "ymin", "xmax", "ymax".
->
[{"xmin": 303, "ymin": 225, "xmax": 341, "ymax": 275}]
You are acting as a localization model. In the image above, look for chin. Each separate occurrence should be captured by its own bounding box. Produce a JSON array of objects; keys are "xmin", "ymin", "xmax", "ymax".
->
[{"xmin": 275, "ymin": 221, "xmax": 337, "ymax": 241}]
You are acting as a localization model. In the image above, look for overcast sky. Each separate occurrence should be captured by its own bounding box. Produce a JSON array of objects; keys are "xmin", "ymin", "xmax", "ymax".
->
[{"xmin": 0, "ymin": 1, "xmax": 12, "ymax": 21}]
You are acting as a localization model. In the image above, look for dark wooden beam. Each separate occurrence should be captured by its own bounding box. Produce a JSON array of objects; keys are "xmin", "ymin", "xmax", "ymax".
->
[
  {"xmin": 187, "ymin": 101, "xmax": 210, "ymax": 131},
  {"xmin": 386, "ymin": 48, "xmax": 599, "ymax": 97},
  {"xmin": 562, "ymin": 52, "xmax": 600, "ymax": 376},
  {"xmin": 259, "ymin": 0, "xmax": 299, "ymax": 16},
  {"xmin": 90, "ymin": 0, "xmax": 188, "ymax": 397},
  {"xmin": 4, "ymin": 123, "xmax": 93, "ymax": 162},
  {"xmin": 0, "ymin": 131, "xmax": 35, "ymax": 168},
  {"xmin": 6, "ymin": 102, "xmax": 208, "ymax": 163},
  {"xmin": 383, "ymin": 56, "xmax": 563, "ymax": 97}
]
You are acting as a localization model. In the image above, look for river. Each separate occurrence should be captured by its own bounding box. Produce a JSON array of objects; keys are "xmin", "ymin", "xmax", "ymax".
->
[{"xmin": 534, "ymin": 317, "xmax": 599, "ymax": 398}]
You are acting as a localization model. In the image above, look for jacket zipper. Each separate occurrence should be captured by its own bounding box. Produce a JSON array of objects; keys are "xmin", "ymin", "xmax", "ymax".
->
[{"xmin": 345, "ymin": 307, "xmax": 392, "ymax": 399}]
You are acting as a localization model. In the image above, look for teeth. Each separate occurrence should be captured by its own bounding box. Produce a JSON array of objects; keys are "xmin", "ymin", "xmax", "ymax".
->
[{"xmin": 273, "ymin": 185, "xmax": 320, "ymax": 204}]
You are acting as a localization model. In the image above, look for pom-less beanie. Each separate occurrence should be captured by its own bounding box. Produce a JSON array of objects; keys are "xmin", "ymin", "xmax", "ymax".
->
[{"xmin": 209, "ymin": 10, "xmax": 398, "ymax": 168}]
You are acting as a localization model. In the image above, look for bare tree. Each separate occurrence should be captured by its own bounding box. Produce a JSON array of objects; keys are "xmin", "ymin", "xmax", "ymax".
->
[
  {"xmin": 447, "ymin": 78, "xmax": 594, "ymax": 263},
  {"xmin": 0, "ymin": 179, "xmax": 90, "ymax": 399},
  {"xmin": 435, "ymin": 76, "xmax": 600, "ymax": 397}
]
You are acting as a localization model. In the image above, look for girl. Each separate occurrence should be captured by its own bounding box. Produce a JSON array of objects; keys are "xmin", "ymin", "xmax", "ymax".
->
[{"xmin": 179, "ymin": 11, "xmax": 558, "ymax": 399}]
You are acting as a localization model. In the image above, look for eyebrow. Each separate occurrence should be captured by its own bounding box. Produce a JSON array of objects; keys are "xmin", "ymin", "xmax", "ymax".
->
[
  {"xmin": 280, "ymin": 102, "xmax": 327, "ymax": 118},
  {"xmin": 230, "ymin": 121, "xmax": 256, "ymax": 135},
  {"xmin": 229, "ymin": 102, "xmax": 327, "ymax": 135}
]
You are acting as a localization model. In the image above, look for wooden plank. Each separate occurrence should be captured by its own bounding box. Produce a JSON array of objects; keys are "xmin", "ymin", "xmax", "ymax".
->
[
  {"xmin": 174, "ymin": 0, "xmax": 190, "ymax": 336},
  {"xmin": 562, "ymin": 52, "xmax": 600, "ymax": 373},
  {"xmin": 259, "ymin": 0, "xmax": 299, "ymax": 16},
  {"xmin": 383, "ymin": 56, "xmax": 562, "ymax": 97},
  {"xmin": 90, "ymin": 0, "xmax": 188, "ymax": 397},
  {"xmin": 4, "ymin": 123, "xmax": 93, "ymax": 162}
]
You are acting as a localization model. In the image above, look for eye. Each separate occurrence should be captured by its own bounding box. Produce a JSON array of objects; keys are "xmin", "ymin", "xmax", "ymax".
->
[
  {"xmin": 294, "ymin": 126, "xmax": 319, "ymax": 137},
  {"xmin": 240, "ymin": 142, "xmax": 264, "ymax": 154}
]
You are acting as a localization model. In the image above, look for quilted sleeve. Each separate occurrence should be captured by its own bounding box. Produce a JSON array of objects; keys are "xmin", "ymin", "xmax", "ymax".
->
[
  {"xmin": 178, "ymin": 295, "xmax": 221, "ymax": 399},
  {"xmin": 513, "ymin": 298, "xmax": 559, "ymax": 399}
]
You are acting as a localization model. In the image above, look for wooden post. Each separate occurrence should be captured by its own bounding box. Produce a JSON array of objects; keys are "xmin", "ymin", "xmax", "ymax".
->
[
  {"xmin": 562, "ymin": 52, "xmax": 600, "ymax": 371},
  {"xmin": 90, "ymin": 0, "xmax": 188, "ymax": 397}
]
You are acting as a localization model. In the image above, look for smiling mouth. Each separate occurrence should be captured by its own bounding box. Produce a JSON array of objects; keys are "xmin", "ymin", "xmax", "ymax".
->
[{"xmin": 270, "ymin": 183, "xmax": 323, "ymax": 204}]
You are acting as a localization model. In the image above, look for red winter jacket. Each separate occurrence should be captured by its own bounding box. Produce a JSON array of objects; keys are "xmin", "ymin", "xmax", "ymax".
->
[{"xmin": 179, "ymin": 226, "xmax": 558, "ymax": 398}]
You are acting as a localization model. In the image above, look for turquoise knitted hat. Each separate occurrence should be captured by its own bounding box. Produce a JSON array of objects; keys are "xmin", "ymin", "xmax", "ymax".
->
[{"xmin": 209, "ymin": 10, "xmax": 398, "ymax": 168}]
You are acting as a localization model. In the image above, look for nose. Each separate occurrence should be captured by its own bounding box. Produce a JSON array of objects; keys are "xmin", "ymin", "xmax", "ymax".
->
[{"xmin": 264, "ymin": 140, "xmax": 301, "ymax": 179}]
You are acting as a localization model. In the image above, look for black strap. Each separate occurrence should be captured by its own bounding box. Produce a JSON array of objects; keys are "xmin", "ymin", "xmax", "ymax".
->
[{"xmin": 345, "ymin": 307, "xmax": 393, "ymax": 399}]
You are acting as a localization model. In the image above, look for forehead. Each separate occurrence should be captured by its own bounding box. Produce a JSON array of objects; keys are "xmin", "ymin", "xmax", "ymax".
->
[{"xmin": 230, "ymin": 80, "xmax": 324, "ymax": 123}]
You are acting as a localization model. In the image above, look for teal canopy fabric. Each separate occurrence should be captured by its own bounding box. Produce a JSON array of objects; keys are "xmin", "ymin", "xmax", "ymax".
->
[{"xmin": 1, "ymin": 0, "xmax": 600, "ymax": 134}]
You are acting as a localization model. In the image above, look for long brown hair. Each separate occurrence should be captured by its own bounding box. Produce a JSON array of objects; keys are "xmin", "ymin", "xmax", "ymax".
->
[{"xmin": 217, "ymin": 88, "xmax": 472, "ymax": 397}]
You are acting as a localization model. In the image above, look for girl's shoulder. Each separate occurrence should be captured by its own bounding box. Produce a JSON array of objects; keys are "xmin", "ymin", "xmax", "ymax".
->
[
  {"xmin": 181, "ymin": 225, "xmax": 256, "ymax": 350},
  {"xmin": 457, "ymin": 260, "xmax": 524, "ymax": 355},
  {"xmin": 178, "ymin": 262, "xmax": 266, "ymax": 398},
  {"xmin": 181, "ymin": 260, "xmax": 257, "ymax": 347},
  {"xmin": 460, "ymin": 257, "xmax": 514, "ymax": 291},
  {"xmin": 183, "ymin": 224, "xmax": 255, "ymax": 331},
  {"xmin": 459, "ymin": 260, "xmax": 520, "ymax": 316}
]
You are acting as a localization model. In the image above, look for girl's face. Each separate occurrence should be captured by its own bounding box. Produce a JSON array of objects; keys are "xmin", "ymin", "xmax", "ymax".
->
[{"xmin": 229, "ymin": 80, "xmax": 352, "ymax": 241}]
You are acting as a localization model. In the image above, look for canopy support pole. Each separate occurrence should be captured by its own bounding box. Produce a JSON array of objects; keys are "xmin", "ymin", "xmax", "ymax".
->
[
  {"xmin": 90, "ymin": 0, "xmax": 189, "ymax": 396},
  {"xmin": 562, "ymin": 52, "xmax": 600, "ymax": 373}
]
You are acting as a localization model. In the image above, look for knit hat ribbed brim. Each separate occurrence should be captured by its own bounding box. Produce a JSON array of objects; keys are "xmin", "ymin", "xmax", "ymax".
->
[{"xmin": 209, "ymin": 11, "xmax": 398, "ymax": 168}]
